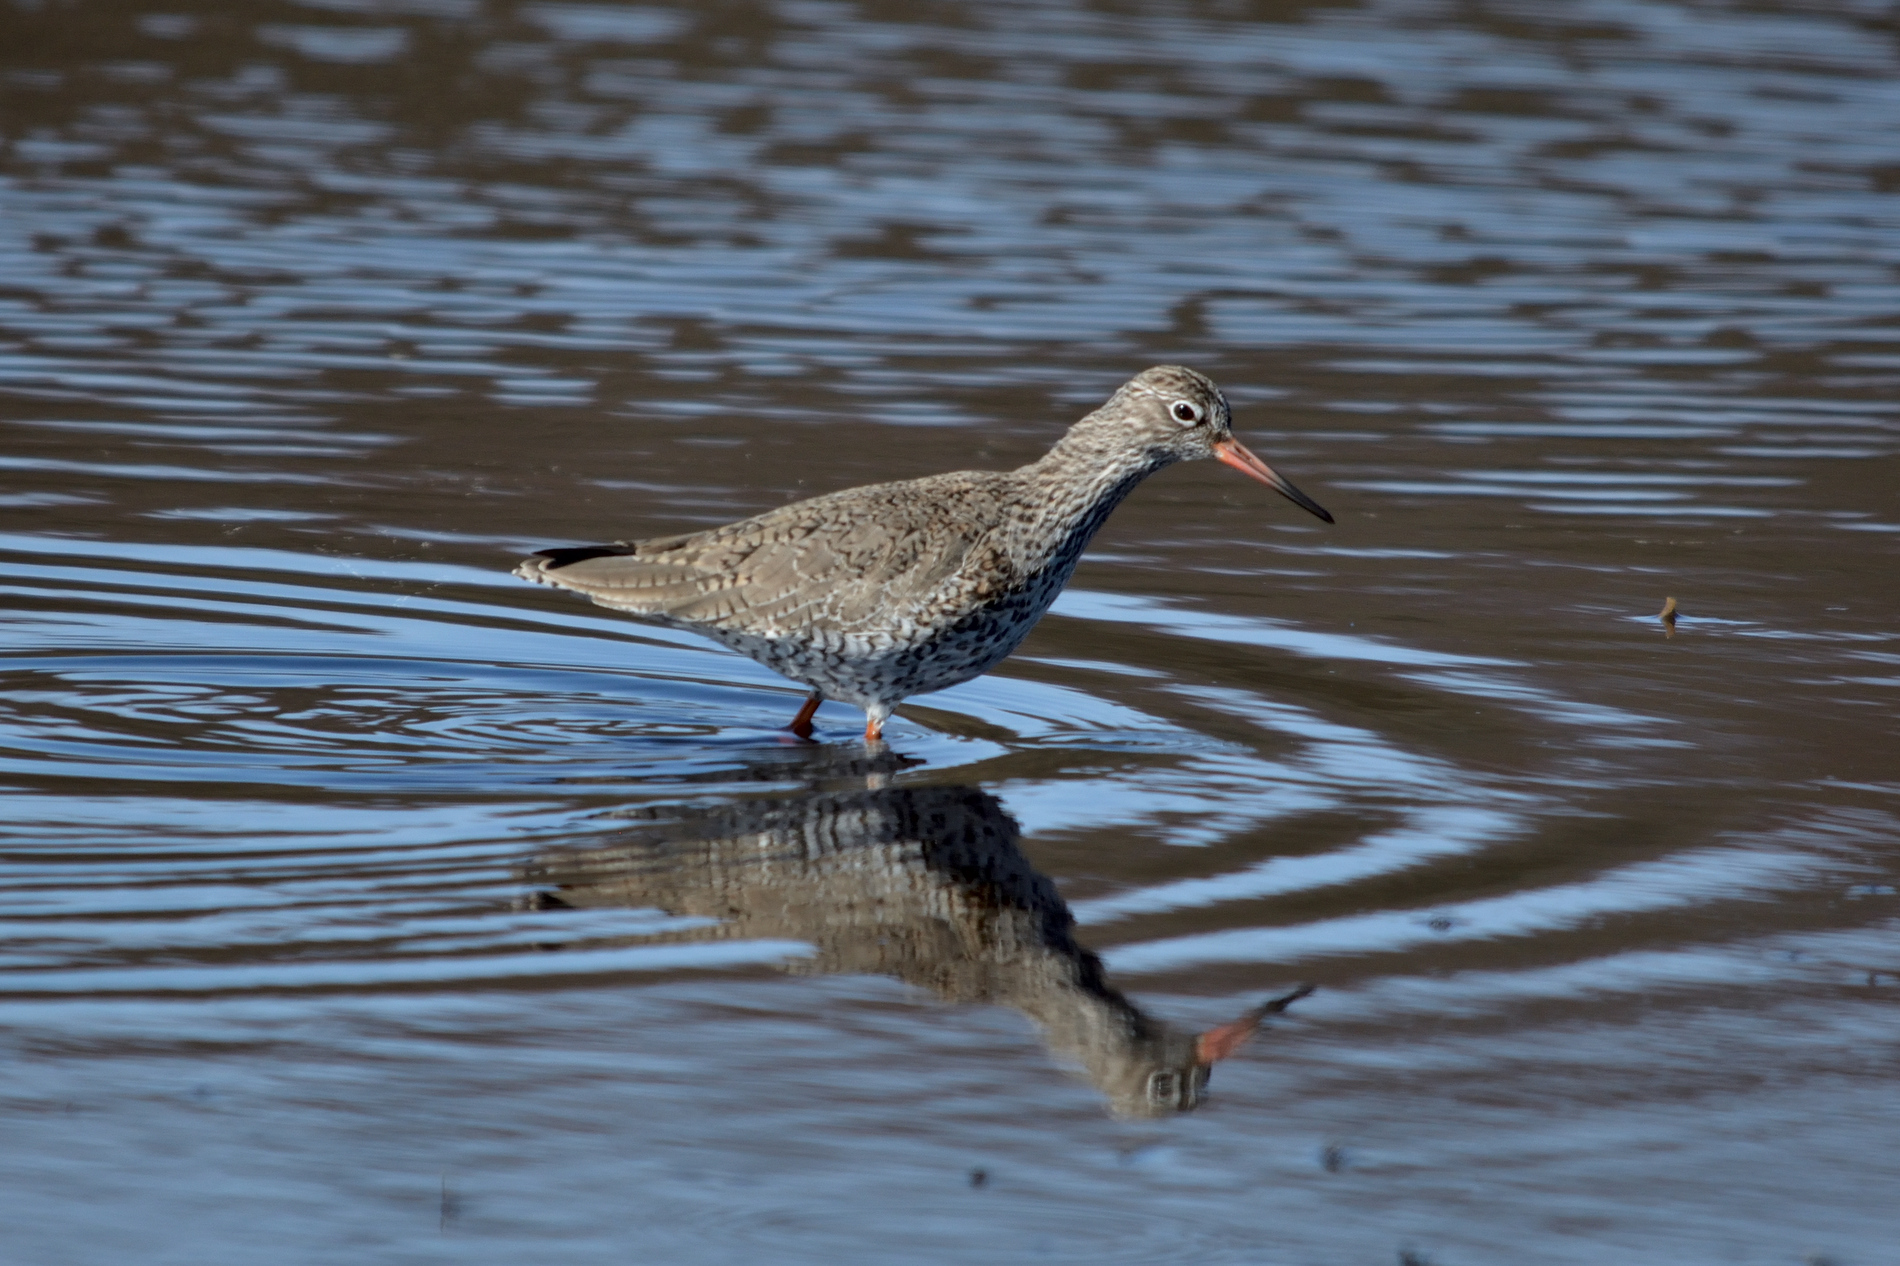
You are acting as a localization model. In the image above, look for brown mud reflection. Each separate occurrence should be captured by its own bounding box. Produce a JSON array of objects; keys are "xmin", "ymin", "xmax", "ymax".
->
[{"xmin": 525, "ymin": 781, "xmax": 1310, "ymax": 1119}]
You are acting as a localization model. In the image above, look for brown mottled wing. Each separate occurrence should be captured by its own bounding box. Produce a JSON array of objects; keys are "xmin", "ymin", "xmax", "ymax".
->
[{"xmin": 515, "ymin": 473, "xmax": 1012, "ymax": 635}]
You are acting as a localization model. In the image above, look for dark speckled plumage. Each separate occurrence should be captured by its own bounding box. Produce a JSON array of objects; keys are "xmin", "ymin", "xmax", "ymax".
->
[{"xmin": 515, "ymin": 365, "xmax": 1332, "ymax": 740}]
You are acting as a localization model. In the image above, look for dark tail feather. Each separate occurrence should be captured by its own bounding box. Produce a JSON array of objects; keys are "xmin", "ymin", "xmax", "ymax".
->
[{"xmin": 534, "ymin": 545, "xmax": 630, "ymax": 569}]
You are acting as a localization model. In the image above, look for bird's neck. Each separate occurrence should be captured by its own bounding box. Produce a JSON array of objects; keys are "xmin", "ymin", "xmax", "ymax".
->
[
  {"xmin": 1001, "ymin": 948, "xmax": 1190, "ymax": 1115},
  {"xmin": 1018, "ymin": 422, "xmax": 1172, "ymax": 556}
]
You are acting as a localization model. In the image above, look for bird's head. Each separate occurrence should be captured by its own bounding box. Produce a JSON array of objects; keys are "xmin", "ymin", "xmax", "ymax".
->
[{"xmin": 1097, "ymin": 365, "xmax": 1333, "ymax": 523}]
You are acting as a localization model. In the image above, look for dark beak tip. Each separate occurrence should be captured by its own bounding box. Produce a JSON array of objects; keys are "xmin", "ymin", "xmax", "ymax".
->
[{"xmin": 1281, "ymin": 487, "xmax": 1335, "ymax": 525}]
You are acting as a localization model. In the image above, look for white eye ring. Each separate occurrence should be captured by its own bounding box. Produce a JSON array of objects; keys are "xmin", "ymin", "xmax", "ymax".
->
[{"xmin": 1170, "ymin": 400, "xmax": 1203, "ymax": 426}]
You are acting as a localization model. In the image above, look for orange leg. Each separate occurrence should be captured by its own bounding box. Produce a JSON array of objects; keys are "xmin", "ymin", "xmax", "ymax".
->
[
  {"xmin": 863, "ymin": 714, "xmax": 884, "ymax": 742},
  {"xmin": 787, "ymin": 692, "xmax": 821, "ymax": 739}
]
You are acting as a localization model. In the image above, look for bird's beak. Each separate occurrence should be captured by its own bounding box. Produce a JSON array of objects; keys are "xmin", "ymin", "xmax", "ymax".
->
[
  {"xmin": 1193, "ymin": 983, "xmax": 1317, "ymax": 1065},
  {"xmin": 1213, "ymin": 437, "xmax": 1334, "ymax": 524},
  {"xmin": 1193, "ymin": 1012, "xmax": 1263, "ymax": 1065}
]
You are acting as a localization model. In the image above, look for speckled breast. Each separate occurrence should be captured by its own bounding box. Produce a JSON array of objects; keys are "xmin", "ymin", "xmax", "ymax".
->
[{"xmin": 700, "ymin": 568, "xmax": 1071, "ymax": 710}]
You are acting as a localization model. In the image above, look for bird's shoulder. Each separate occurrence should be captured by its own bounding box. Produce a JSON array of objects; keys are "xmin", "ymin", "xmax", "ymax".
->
[{"xmin": 667, "ymin": 469, "xmax": 1027, "ymax": 625}]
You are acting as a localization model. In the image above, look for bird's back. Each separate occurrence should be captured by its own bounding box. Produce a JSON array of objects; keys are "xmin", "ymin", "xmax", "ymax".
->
[{"xmin": 514, "ymin": 468, "xmax": 1034, "ymax": 642}]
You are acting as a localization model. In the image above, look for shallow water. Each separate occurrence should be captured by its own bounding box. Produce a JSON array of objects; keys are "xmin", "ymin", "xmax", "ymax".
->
[{"xmin": 3, "ymin": 0, "xmax": 1898, "ymax": 1261}]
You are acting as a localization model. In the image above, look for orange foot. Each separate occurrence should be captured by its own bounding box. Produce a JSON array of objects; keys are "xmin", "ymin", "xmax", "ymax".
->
[{"xmin": 787, "ymin": 692, "xmax": 821, "ymax": 739}]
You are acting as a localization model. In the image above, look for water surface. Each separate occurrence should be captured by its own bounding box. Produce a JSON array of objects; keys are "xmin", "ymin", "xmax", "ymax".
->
[{"xmin": 3, "ymin": 1, "xmax": 1898, "ymax": 1262}]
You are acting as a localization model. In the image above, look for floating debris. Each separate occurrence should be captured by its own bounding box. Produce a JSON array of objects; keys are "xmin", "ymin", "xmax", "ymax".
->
[{"xmin": 1660, "ymin": 595, "xmax": 1679, "ymax": 636}]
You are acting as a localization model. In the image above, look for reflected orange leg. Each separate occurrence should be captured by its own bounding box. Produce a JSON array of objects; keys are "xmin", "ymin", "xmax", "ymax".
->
[{"xmin": 787, "ymin": 692, "xmax": 821, "ymax": 739}]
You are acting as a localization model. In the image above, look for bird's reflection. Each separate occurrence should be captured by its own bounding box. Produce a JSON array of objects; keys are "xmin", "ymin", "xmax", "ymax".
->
[{"xmin": 524, "ymin": 781, "xmax": 1308, "ymax": 1117}]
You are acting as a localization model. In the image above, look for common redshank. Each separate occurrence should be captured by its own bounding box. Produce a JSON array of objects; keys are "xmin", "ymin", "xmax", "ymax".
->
[
  {"xmin": 524, "ymin": 782, "xmax": 1314, "ymax": 1117},
  {"xmin": 515, "ymin": 365, "xmax": 1332, "ymax": 741}
]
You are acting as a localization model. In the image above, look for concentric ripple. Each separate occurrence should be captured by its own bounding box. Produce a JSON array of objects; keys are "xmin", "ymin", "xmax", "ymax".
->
[{"xmin": 0, "ymin": 530, "xmax": 1562, "ymax": 1006}]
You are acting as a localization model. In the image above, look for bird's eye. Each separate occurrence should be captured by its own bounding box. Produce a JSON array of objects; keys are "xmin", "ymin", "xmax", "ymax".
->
[{"xmin": 1170, "ymin": 400, "xmax": 1203, "ymax": 426}]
